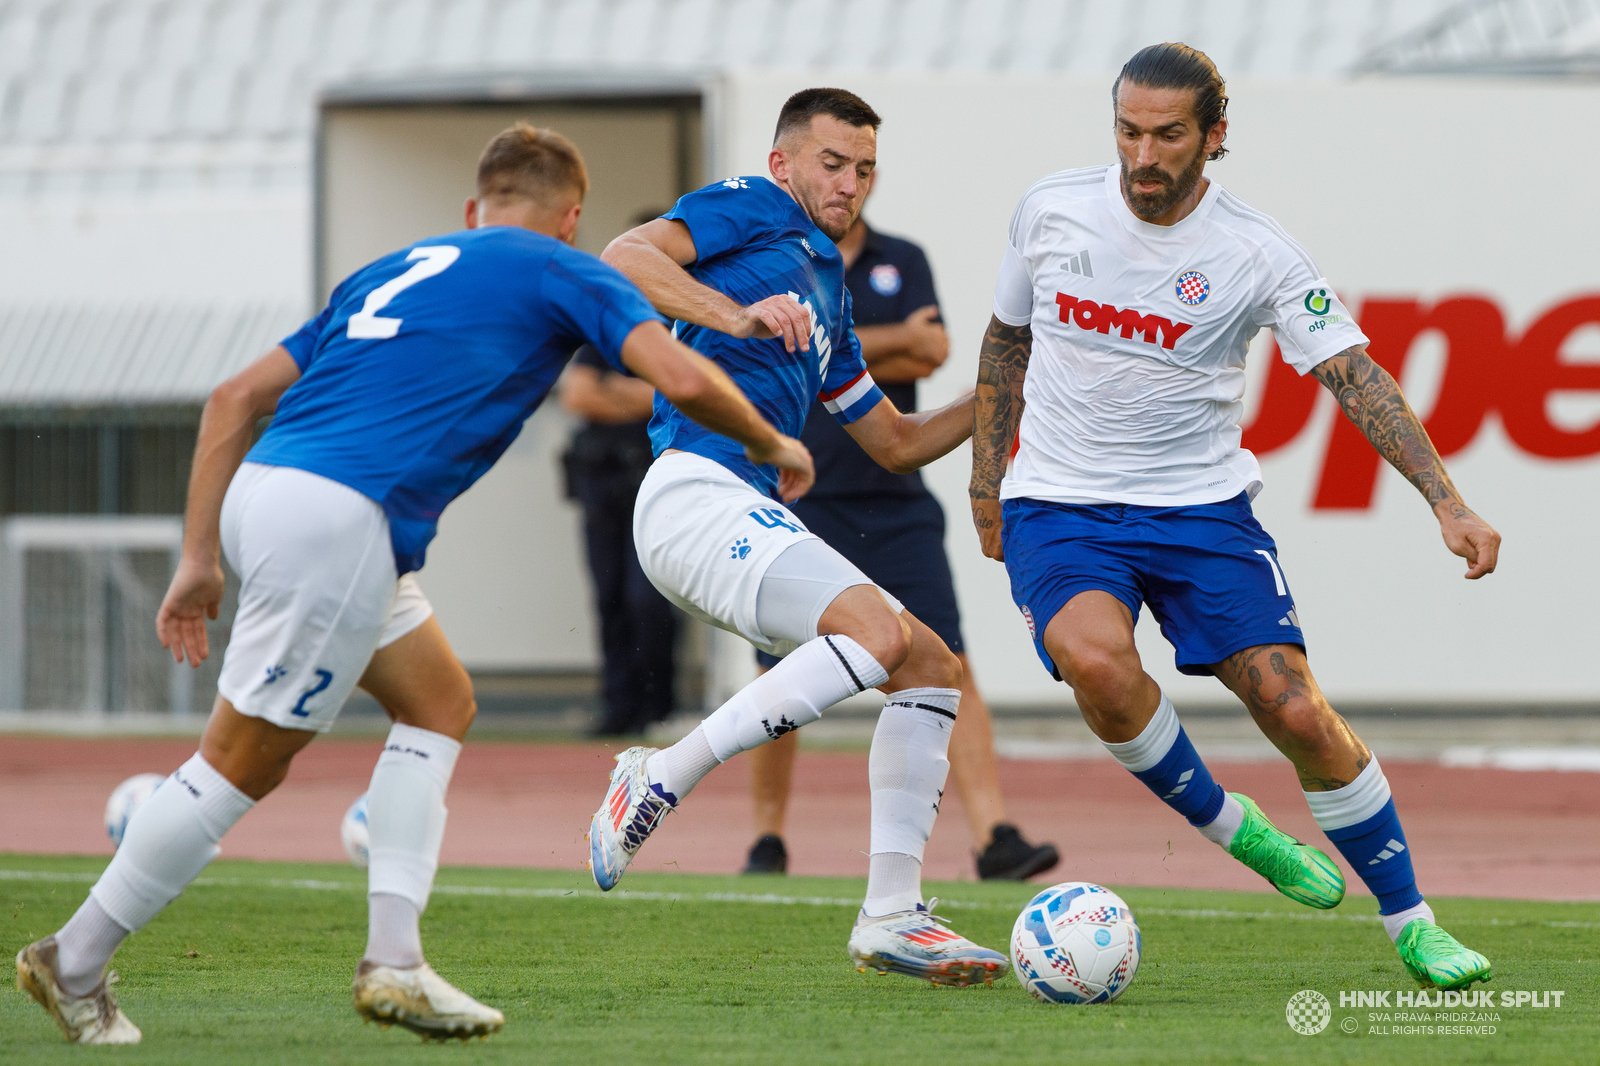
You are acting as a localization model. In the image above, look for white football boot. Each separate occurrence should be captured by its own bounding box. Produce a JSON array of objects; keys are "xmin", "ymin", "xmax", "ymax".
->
[
  {"xmin": 847, "ymin": 900, "xmax": 1010, "ymax": 987},
  {"xmin": 15, "ymin": 937, "xmax": 142, "ymax": 1045},
  {"xmin": 352, "ymin": 960, "xmax": 504, "ymax": 1040},
  {"xmin": 588, "ymin": 745, "xmax": 675, "ymax": 891}
]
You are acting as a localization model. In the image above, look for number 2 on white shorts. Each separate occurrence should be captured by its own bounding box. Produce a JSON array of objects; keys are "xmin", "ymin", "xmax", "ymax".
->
[{"xmin": 347, "ymin": 245, "xmax": 461, "ymax": 339}]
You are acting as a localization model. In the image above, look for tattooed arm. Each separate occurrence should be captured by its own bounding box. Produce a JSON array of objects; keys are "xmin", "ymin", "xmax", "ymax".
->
[
  {"xmin": 969, "ymin": 316, "xmax": 1032, "ymax": 561},
  {"xmin": 1311, "ymin": 344, "xmax": 1501, "ymax": 579}
]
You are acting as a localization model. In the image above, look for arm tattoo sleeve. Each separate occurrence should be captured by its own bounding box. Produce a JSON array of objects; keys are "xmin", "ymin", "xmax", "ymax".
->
[
  {"xmin": 970, "ymin": 316, "xmax": 1032, "ymax": 500},
  {"xmin": 1311, "ymin": 345, "xmax": 1468, "ymax": 516}
]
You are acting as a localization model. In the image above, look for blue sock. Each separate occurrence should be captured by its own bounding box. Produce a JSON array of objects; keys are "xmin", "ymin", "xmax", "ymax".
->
[
  {"xmin": 1101, "ymin": 695, "xmax": 1225, "ymax": 827},
  {"xmin": 1321, "ymin": 799, "xmax": 1423, "ymax": 914},
  {"xmin": 1130, "ymin": 728, "xmax": 1226, "ymax": 825}
]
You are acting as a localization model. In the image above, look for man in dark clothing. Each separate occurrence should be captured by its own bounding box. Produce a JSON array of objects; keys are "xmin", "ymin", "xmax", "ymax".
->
[
  {"xmin": 745, "ymin": 184, "xmax": 1059, "ymax": 881},
  {"xmin": 560, "ymin": 343, "xmax": 678, "ymax": 735}
]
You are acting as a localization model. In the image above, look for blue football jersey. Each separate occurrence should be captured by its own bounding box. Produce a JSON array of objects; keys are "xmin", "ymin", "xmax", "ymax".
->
[
  {"xmin": 650, "ymin": 176, "xmax": 884, "ymax": 498},
  {"xmin": 249, "ymin": 226, "xmax": 662, "ymax": 574}
]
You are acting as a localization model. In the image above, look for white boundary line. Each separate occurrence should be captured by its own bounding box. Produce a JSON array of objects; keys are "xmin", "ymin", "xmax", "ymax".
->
[{"xmin": 3, "ymin": 869, "xmax": 1594, "ymax": 929}]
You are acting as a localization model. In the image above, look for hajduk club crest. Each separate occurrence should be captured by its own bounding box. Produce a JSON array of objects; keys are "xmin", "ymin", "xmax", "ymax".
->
[{"xmin": 1175, "ymin": 271, "xmax": 1209, "ymax": 306}]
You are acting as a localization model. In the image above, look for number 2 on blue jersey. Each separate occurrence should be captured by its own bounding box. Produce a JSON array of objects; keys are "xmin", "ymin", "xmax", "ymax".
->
[{"xmin": 347, "ymin": 245, "xmax": 460, "ymax": 339}]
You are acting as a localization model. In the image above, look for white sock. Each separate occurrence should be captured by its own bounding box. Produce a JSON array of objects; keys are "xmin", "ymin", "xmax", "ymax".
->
[
  {"xmin": 1100, "ymin": 692, "xmax": 1180, "ymax": 772},
  {"xmin": 647, "ymin": 726, "xmax": 719, "ymax": 803},
  {"xmin": 54, "ymin": 896, "xmax": 131, "ymax": 997},
  {"xmin": 647, "ymin": 634, "xmax": 887, "ymax": 802},
  {"xmin": 87, "ymin": 754, "xmax": 254, "ymax": 936},
  {"xmin": 365, "ymin": 723, "xmax": 460, "ymax": 965},
  {"xmin": 1302, "ymin": 756, "xmax": 1392, "ymax": 832},
  {"xmin": 366, "ymin": 892, "xmax": 423, "ymax": 969},
  {"xmin": 1196, "ymin": 793, "xmax": 1246, "ymax": 850},
  {"xmin": 862, "ymin": 852, "xmax": 923, "ymax": 918},
  {"xmin": 1381, "ymin": 900, "xmax": 1435, "ymax": 942},
  {"xmin": 863, "ymin": 687, "xmax": 959, "ymax": 916}
]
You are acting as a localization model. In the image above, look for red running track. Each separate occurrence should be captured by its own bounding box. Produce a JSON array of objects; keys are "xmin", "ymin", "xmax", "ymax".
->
[{"xmin": 1, "ymin": 737, "xmax": 1595, "ymax": 901}]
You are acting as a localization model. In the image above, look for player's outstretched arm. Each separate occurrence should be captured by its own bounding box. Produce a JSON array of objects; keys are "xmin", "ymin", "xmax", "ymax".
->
[
  {"xmin": 603, "ymin": 220, "xmax": 815, "ymax": 353},
  {"xmin": 1311, "ymin": 344, "xmax": 1501, "ymax": 579},
  {"xmin": 621, "ymin": 321, "xmax": 814, "ymax": 501},
  {"xmin": 157, "ymin": 347, "xmax": 301, "ymax": 666},
  {"xmin": 969, "ymin": 315, "xmax": 1032, "ymax": 562},
  {"xmin": 842, "ymin": 391, "xmax": 974, "ymax": 476}
]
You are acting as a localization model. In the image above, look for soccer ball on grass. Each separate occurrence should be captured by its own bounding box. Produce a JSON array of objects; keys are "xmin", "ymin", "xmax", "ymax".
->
[{"xmin": 1010, "ymin": 881, "xmax": 1141, "ymax": 1004}]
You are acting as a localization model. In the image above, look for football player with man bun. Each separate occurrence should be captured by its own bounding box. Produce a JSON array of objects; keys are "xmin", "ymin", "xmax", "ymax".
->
[{"xmin": 971, "ymin": 43, "xmax": 1499, "ymax": 990}]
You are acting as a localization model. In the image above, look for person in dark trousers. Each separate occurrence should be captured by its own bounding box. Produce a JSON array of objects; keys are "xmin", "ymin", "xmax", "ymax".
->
[
  {"xmin": 560, "ymin": 342, "xmax": 679, "ymax": 736},
  {"xmin": 745, "ymin": 177, "xmax": 1059, "ymax": 881}
]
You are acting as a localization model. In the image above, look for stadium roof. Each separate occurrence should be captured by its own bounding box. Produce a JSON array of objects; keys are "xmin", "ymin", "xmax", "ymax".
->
[
  {"xmin": 1355, "ymin": 0, "xmax": 1600, "ymax": 76},
  {"xmin": 1, "ymin": 0, "xmax": 1578, "ymax": 407},
  {"xmin": 0, "ymin": 302, "xmax": 303, "ymax": 405},
  {"xmin": 1, "ymin": 0, "xmax": 1471, "ymax": 197}
]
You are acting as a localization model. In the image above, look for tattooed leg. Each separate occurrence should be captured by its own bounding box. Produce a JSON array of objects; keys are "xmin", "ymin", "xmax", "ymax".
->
[
  {"xmin": 1216, "ymin": 645, "xmax": 1438, "ymax": 928},
  {"xmin": 1212, "ymin": 644, "xmax": 1370, "ymax": 792}
]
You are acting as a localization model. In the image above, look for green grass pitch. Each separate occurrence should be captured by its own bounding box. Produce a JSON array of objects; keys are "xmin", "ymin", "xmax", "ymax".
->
[{"xmin": 3, "ymin": 855, "xmax": 1595, "ymax": 1064}]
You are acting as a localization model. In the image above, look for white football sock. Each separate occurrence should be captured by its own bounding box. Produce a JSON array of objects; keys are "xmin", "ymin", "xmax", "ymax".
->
[
  {"xmin": 647, "ymin": 726, "xmax": 719, "ymax": 804},
  {"xmin": 54, "ymin": 896, "xmax": 131, "ymax": 997},
  {"xmin": 1196, "ymin": 793, "xmax": 1246, "ymax": 850},
  {"xmin": 1381, "ymin": 900, "xmax": 1435, "ymax": 943},
  {"xmin": 647, "ymin": 634, "xmax": 887, "ymax": 802},
  {"xmin": 365, "ymin": 892, "xmax": 424, "ymax": 969},
  {"xmin": 862, "ymin": 853, "xmax": 923, "ymax": 918},
  {"xmin": 364, "ymin": 723, "xmax": 460, "ymax": 965},
  {"xmin": 862, "ymin": 688, "xmax": 959, "ymax": 917},
  {"xmin": 73, "ymin": 754, "xmax": 253, "ymax": 991}
]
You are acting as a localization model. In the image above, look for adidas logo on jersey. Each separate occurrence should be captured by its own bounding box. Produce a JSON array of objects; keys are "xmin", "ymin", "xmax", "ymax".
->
[
  {"xmin": 1055, "ymin": 291, "xmax": 1193, "ymax": 350},
  {"xmin": 1064, "ymin": 250, "xmax": 1094, "ymax": 278}
]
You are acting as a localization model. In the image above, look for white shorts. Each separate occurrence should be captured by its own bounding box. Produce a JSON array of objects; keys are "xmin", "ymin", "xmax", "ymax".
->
[
  {"xmin": 216, "ymin": 463, "xmax": 435, "ymax": 732},
  {"xmin": 633, "ymin": 452, "xmax": 898, "ymax": 656}
]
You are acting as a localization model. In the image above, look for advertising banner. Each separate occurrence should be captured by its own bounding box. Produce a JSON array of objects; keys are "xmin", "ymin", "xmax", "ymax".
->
[{"xmin": 719, "ymin": 73, "xmax": 1600, "ymax": 706}]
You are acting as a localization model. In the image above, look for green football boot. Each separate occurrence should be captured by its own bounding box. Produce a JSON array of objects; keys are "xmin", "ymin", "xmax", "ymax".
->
[
  {"xmin": 1395, "ymin": 920, "xmax": 1493, "ymax": 990},
  {"xmin": 1226, "ymin": 793, "xmax": 1346, "ymax": 909}
]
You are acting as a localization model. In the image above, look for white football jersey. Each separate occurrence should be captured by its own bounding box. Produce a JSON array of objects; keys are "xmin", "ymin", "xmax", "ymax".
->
[{"xmin": 992, "ymin": 164, "xmax": 1367, "ymax": 506}]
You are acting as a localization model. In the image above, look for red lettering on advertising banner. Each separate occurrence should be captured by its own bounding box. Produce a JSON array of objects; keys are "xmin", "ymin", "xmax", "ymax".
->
[{"xmin": 1241, "ymin": 294, "xmax": 1600, "ymax": 510}]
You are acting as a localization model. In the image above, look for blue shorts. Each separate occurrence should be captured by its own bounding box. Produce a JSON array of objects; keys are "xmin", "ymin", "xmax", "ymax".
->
[
  {"xmin": 756, "ymin": 492, "xmax": 964, "ymax": 668},
  {"xmin": 1000, "ymin": 493, "xmax": 1304, "ymax": 679}
]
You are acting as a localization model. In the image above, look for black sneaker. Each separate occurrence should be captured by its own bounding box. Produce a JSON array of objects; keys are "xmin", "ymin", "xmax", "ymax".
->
[
  {"xmin": 742, "ymin": 834, "xmax": 788, "ymax": 874},
  {"xmin": 976, "ymin": 824, "xmax": 1060, "ymax": 881}
]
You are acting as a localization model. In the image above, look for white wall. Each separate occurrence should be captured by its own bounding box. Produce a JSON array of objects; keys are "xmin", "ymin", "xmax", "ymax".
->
[
  {"xmin": 717, "ymin": 73, "xmax": 1600, "ymax": 706},
  {"xmin": 0, "ymin": 188, "xmax": 308, "ymax": 304}
]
